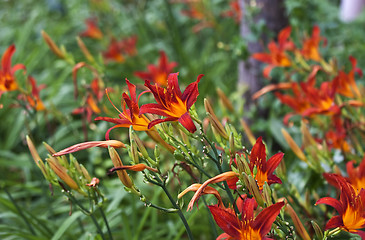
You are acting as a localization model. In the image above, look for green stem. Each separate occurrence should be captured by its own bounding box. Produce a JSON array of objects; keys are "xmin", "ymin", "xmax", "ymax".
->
[
  {"xmin": 99, "ymin": 207, "xmax": 113, "ymax": 240},
  {"xmin": 161, "ymin": 184, "xmax": 194, "ymax": 240},
  {"xmin": 4, "ymin": 187, "xmax": 37, "ymax": 236},
  {"xmin": 90, "ymin": 212, "xmax": 106, "ymax": 240}
]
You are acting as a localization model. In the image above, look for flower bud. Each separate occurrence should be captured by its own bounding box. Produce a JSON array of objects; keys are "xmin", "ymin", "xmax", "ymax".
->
[
  {"xmin": 47, "ymin": 156, "xmax": 79, "ymax": 190},
  {"xmin": 41, "ymin": 30, "xmax": 65, "ymax": 59},
  {"xmin": 108, "ymin": 147, "xmax": 133, "ymax": 188}
]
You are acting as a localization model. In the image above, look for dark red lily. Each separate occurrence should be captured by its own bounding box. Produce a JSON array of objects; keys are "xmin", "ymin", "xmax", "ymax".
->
[
  {"xmin": 0, "ymin": 45, "xmax": 26, "ymax": 96},
  {"xmin": 316, "ymin": 175, "xmax": 365, "ymax": 238},
  {"xmin": 324, "ymin": 156, "xmax": 365, "ymax": 194},
  {"xmin": 209, "ymin": 197, "xmax": 285, "ymax": 240},
  {"xmin": 140, "ymin": 72, "xmax": 203, "ymax": 133},
  {"xmin": 134, "ymin": 51, "xmax": 178, "ymax": 87},
  {"xmin": 249, "ymin": 137, "xmax": 284, "ymax": 190}
]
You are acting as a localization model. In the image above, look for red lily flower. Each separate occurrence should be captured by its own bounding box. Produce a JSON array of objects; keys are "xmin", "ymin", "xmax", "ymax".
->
[
  {"xmin": 72, "ymin": 79, "xmax": 105, "ymax": 122},
  {"xmin": 135, "ymin": 51, "xmax": 178, "ymax": 87},
  {"xmin": 324, "ymin": 156, "xmax": 365, "ymax": 194},
  {"xmin": 95, "ymin": 79, "xmax": 151, "ymax": 139},
  {"xmin": 80, "ymin": 18, "xmax": 103, "ymax": 40},
  {"xmin": 333, "ymin": 56, "xmax": 362, "ymax": 99},
  {"xmin": 26, "ymin": 76, "xmax": 46, "ymax": 111},
  {"xmin": 316, "ymin": 175, "xmax": 365, "ymax": 238},
  {"xmin": 178, "ymin": 0, "xmax": 215, "ymax": 32},
  {"xmin": 252, "ymin": 26, "xmax": 295, "ymax": 78},
  {"xmin": 299, "ymin": 79, "xmax": 339, "ymax": 117},
  {"xmin": 249, "ymin": 137, "xmax": 283, "ymax": 190},
  {"xmin": 221, "ymin": 0, "xmax": 242, "ymax": 23},
  {"xmin": 103, "ymin": 36, "xmax": 137, "ymax": 63},
  {"xmin": 0, "ymin": 45, "xmax": 26, "ymax": 95},
  {"xmin": 140, "ymin": 72, "xmax": 203, "ymax": 133},
  {"xmin": 209, "ymin": 198, "xmax": 285, "ymax": 240},
  {"xmin": 300, "ymin": 25, "xmax": 325, "ymax": 61},
  {"xmin": 324, "ymin": 115, "xmax": 350, "ymax": 152}
]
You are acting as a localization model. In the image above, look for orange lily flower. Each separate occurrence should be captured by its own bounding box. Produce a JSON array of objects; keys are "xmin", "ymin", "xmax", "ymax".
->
[
  {"xmin": 316, "ymin": 175, "xmax": 365, "ymax": 238},
  {"xmin": 140, "ymin": 72, "xmax": 203, "ymax": 133},
  {"xmin": 134, "ymin": 51, "xmax": 178, "ymax": 87},
  {"xmin": 249, "ymin": 137, "xmax": 284, "ymax": 191},
  {"xmin": 80, "ymin": 18, "xmax": 103, "ymax": 40},
  {"xmin": 209, "ymin": 197, "xmax": 285, "ymax": 240},
  {"xmin": 252, "ymin": 26, "xmax": 295, "ymax": 78},
  {"xmin": 95, "ymin": 79, "xmax": 151, "ymax": 139},
  {"xmin": 26, "ymin": 76, "xmax": 46, "ymax": 111},
  {"xmin": 333, "ymin": 56, "xmax": 362, "ymax": 99},
  {"xmin": 178, "ymin": 0, "xmax": 215, "ymax": 32},
  {"xmin": 300, "ymin": 25, "xmax": 325, "ymax": 61},
  {"xmin": 109, "ymin": 163, "xmax": 158, "ymax": 173},
  {"xmin": 0, "ymin": 45, "xmax": 26, "ymax": 95}
]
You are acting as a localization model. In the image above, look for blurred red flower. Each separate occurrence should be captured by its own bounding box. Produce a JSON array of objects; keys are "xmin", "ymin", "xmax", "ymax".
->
[{"xmin": 135, "ymin": 51, "xmax": 178, "ymax": 87}]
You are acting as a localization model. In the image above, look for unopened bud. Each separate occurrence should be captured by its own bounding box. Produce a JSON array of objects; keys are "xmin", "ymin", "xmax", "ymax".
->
[
  {"xmin": 47, "ymin": 156, "xmax": 79, "ymax": 190},
  {"xmin": 108, "ymin": 147, "xmax": 133, "ymax": 188},
  {"xmin": 41, "ymin": 30, "xmax": 65, "ymax": 59},
  {"xmin": 76, "ymin": 36, "xmax": 95, "ymax": 62},
  {"xmin": 205, "ymin": 98, "xmax": 228, "ymax": 140},
  {"xmin": 80, "ymin": 164, "xmax": 92, "ymax": 182},
  {"xmin": 217, "ymin": 88, "xmax": 234, "ymax": 112},
  {"xmin": 262, "ymin": 182, "xmax": 273, "ymax": 206},
  {"xmin": 281, "ymin": 128, "xmax": 307, "ymax": 163},
  {"xmin": 311, "ymin": 220, "xmax": 324, "ymax": 240},
  {"xmin": 26, "ymin": 136, "xmax": 49, "ymax": 179}
]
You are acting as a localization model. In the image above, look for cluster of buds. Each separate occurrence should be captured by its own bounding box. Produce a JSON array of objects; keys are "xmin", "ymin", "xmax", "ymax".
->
[{"xmin": 26, "ymin": 136, "xmax": 101, "ymax": 198}]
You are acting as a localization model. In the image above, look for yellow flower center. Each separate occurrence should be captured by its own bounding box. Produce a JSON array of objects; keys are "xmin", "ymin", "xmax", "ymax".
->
[{"xmin": 342, "ymin": 205, "xmax": 365, "ymax": 230}]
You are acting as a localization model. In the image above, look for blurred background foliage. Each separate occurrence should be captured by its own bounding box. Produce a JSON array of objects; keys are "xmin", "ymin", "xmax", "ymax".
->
[{"xmin": 1, "ymin": 0, "xmax": 365, "ymax": 239}]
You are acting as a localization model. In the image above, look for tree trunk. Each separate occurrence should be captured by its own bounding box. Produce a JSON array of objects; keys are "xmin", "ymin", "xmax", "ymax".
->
[{"xmin": 238, "ymin": 0, "xmax": 288, "ymax": 109}]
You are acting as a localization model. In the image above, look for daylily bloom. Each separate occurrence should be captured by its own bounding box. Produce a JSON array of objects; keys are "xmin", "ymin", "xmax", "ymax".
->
[
  {"xmin": 221, "ymin": 0, "xmax": 242, "ymax": 23},
  {"xmin": 324, "ymin": 156, "xmax": 365, "ymax": 193},
  {"xmin": 299, "ymin": 79, "xmax": 339, "ymax": 117},
  {"xmin": 178, "ymin": 0, "xmax": 215, "ymax": 32},
  {"xmin": 140, "ymin": 72, "xmax": 203, "ymax": 133},
  {"xmin": 249, "ymin": 137, "xmax": 283, "ymax": 190},
  {"xmin": 134, "ymin": 51, "xmax": 178, "ymax": 87},
  {"xmin": 0, "ymin": 45, "xmax": 26, "ymax": 96},
  {"xmin": 178, "ymin": 183, "xmax": 223, "ymax": 207},
  {"xmin": 316, "ymin": 175, "xmax": 365, "ymax": 238},
  {"xmin": 300, "ymin": 25, "xmax": 325, "ymax": 61},
  {"xmin": 333, "ymin": 56, "xmax": 362, "ymax": 99},
  {"xmin": 95, "ymin": 79, "xmax": 151, "ymax": 139},
  {"xmin": 103, "ymin": 36, "xmax": 137, "ymax": 63},
  {"xmin": 252, "ymin": 26, "xmax": 295, "ymax": 78},
  {"xmin": 26, "ymin": 76, "xmax": 46, "ymax": 111},
  {"xmin": 209, "ymin": 197, "xmax": 285, "ymax": 240},
  {"xmin": 324, "ymin": 116, "xmax": 350, "ymax": 152},
  {"xmin": 80, "ymin": 18, "xmax": 103, "ymax": 39},
  {"xmin": 72, "ymin": 79, "xmax": 104, "ymax": 122}
]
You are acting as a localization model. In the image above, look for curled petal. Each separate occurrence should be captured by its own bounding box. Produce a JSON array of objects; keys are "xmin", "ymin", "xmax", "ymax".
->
[
  {"xmin": 178, "ymin": 183, "xmax": 223, "ymax": 207},
  {"xmin": 187, "ymin": 171, "xmax": 239, "ymax": 211},
  {"xmin": 109, "ymin": 163, "xmax": 158, "ymax": 173},
  {"xmin": 208, "ymin": 205, "xmax": 241, "ymax": 239},
  {"xmin": 315, "ymin": 197, "xmax": 343, "ymax": 215}
]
